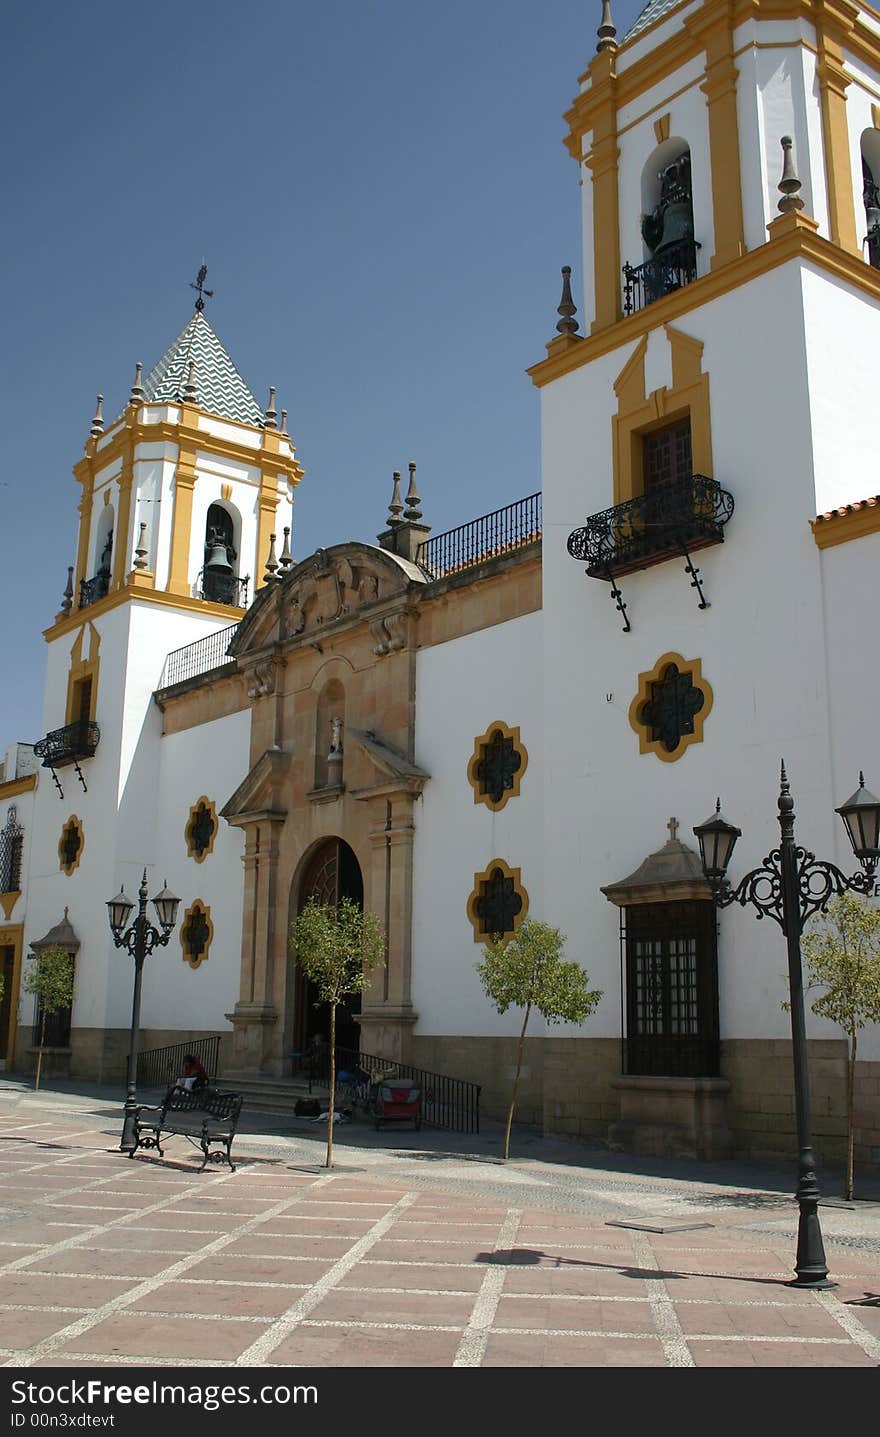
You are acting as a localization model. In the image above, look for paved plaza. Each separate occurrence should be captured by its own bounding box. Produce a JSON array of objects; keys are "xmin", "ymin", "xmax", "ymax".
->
[{"xmin": 0, "ymin": 1079, "xmax": 877, "ymax": 1369}]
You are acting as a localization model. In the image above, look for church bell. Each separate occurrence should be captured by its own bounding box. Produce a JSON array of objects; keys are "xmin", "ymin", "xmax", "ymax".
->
[{"xmin": 204, "ymin": 540, "xmax": 233, "ymax": 577}]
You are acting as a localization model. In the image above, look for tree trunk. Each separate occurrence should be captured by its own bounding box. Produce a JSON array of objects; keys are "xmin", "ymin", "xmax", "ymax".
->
[
  {"xmin": 34, "ymin": 1009, "xmax": 46, "ymax": 1092},
  {"xmin": 846, "ymin": 1029, "xmax": 856, "ymax": 1202},
  {"xmin": 503, "ymin": 1004, "xmax": 531, "ymax": 1161},
  {"xmin": 326, "ymin": 1006, "xmax": 336, "ymax": 1170}
]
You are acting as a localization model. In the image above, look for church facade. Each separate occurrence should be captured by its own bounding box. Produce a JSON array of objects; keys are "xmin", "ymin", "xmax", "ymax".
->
[{"xmin": 2, "ymin": 0, "xmax": 880, "ymax": 1169}]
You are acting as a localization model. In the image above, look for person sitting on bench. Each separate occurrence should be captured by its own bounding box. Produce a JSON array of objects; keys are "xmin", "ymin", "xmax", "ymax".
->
[{"xmin": 176, "ymin": 1053, "xmax": 209, "ymax": 1091}]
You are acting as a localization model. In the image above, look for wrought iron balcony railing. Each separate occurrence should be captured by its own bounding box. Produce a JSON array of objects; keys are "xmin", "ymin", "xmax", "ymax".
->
[
  {"xmin": 197, "ymin": 570, "xmax": 250, "ymax": 608},
  {"xmin": 622, "ymin": 238, "xmax": 700, "ymax": 316},
  {"xmin": 34, "ymin": 720, "xmax": 100, "ymax": 770},
  {"xmin": 567, "ymin": 474, "xmax": 734, "ymax": 632},
  {"xmin": 416, "ymin": 493, "xmax": 541, "ymax": 579},
  {"xmin": 79, "ymin": 571, "xmax": 111, "ymax": 608},
  {"xmin": 159, "ymin": 623, "xmax": 240, "ymax": 689}
]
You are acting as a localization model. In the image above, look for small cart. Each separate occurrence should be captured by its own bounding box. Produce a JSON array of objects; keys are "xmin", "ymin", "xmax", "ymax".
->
[{"xmin": 372, "ymin": 1079, "xmax": 421, "ymax": 1130}]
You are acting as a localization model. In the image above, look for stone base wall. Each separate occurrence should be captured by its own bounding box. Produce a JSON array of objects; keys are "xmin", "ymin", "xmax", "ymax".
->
[
  {"xmin": 12, "ymin": 1028, "xmax": 234, "ymax": 1085},
  {"xmin": 410, "ymin": 1033, "xmax": 879, "ymax": 1171}
]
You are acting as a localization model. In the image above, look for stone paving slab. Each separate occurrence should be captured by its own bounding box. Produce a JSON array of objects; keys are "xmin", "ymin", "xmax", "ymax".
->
[{"xmin": 0, "ymin": 1080, "xmax": 877, "ymax": 1369}]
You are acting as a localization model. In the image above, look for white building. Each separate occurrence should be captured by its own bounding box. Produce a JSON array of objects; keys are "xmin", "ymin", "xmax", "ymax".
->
[{"xmin": 2, "ymin": 0, "xmax": 879, "ymax": 1170}]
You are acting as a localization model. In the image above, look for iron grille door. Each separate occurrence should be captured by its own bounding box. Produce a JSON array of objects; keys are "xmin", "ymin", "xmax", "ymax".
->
[{"xmin": 624, "ymin": 900, "xmax": 719, "ymax": 1076}]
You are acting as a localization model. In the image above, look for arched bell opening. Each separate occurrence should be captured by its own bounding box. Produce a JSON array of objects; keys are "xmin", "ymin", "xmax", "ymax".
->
[
  {"xmin": 860, "ymin": 130, "xmax": 880, "ymax": 269},
  {"xmin": 640, "ymin": 139, "xmax": 695, "ymax": 263},
  {"xmin": 81, "ymin": 505, "xmax": 114, "ymax": 607},
  {"xmin": 288, "ymin": 838, "xmax": 365, "ymax": 1058},
  {"xmin": 200, "ymin": 501, "xmax": 246, "ymax": 607}
]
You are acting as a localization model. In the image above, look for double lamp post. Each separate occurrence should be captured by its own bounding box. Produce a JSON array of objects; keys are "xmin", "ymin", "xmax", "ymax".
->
[
  {"xmin": 693, "ymin": 762, "xmax": 880, "ymax": 1288},
  {"xmin": 106, "ymin": 870, "xmax": 181, "ymax": 1153}
]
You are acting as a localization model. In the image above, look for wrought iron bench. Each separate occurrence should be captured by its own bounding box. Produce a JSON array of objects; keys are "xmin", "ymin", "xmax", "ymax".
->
[{"xmin": 131, "ymin": 1087, "xmax": 243, "ymax": 1171}]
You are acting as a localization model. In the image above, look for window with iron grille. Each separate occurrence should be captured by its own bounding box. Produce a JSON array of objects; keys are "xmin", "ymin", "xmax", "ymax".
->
[
  {"xmin": 58, "ymin": 817, "xmax": 84, "ymax": 877},
  {"xmin": 624, "ymin": 901, "xmax": 719, "ymax": 1077},
  {"xmin": 642, "ymin": 418, "xmax": 692, "ymax": 495},
  {"xmin": 467, "ymin": 722, "xmax": 528, "ymax": 812},
  {"xmin": 181, "ymin": 900, "xmax": 213, "ymax": 969},
  {"xmin": 185, "ymin": 798, "xmax": 218, "ymax": 862},
  {"xmin": 466, "ymin": 859, "xmax": 528, "ymax": 944},
  {"xmin": 35, "ymin": 962, "xmax": 75, "ymax": 1049},
  {"xmin": 0, "ymin": 807, "xmax": 23, "ymax": 893}
]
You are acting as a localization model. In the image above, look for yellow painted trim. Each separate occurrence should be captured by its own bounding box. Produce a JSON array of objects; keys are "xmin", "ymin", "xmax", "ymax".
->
[
  {"xmin": 466, "ymin": 859, "xmax": 529, "ymax": 946},
  {"xmin": 58, "ymin": 815, "xmax": 85, "ymax": 877},
  {"xmin": 86, "ymin": 417, "xmax": 304, "ymax": 485},
  {"xmin": 181, "ymin": 899, "xmax": 214, "ymax": 970},
  {"xmin": 817, "ymin": 32, "xmax": 860, "ymax": 254},
  {"xmin": 168, "ymin": 446, "xmax": 197, "ymax": 597},
  {"xmin": 0, "ymin": 893, "xmax": 19, "ymax": 922},
  {"xmin": 0, "ymin": 923, "xmax": 24, "ymax": 1072},
  {"xmin": 612, "ymin": 326, "xmax": 712, "ymax": 505},
  {"xmin": 112, "ymin": 437, "xmax": 134, "ymax": 592},
  {"xmin": 584, "ymin": 52, "xmax": 622, "ymax": 332},
  {"xmin": 629, "ymin": 651, "xmax": 714, "ymax": 762},
  {"xmin": 0, "ymin": 775, "xmax": 37, "ymax": 801},
  {"xmin": 64, "ymin": 624, "xmax": 100, "ymax": 726},
  {"xmin": 185, "ymin": 796, "xmax": 219, "ymax": 863},
  {"xmin": 697, "ymin": 4, "xmax": 746, "ymax": 269},
  {"xmin": 654, "ymin": 113, "xmax": 671, "ymax": 144},
  {"xmin": 811, "ymin": 502, "xmax": 880, "ymax": 547},
  {"xmin": 873, "ymin": 103, "xmax": 880, "ymax": 129},
  {"xmin": 528, "ymin": 222, "xmax": 880, "ymax": 387},
  {"xmin": 221, "ymin": 483, "xmax": 233, "ymax": 501},
  {"xmin": 256, "ymin": 476, "xmax": 279, "ymax": 591},
  {"xmin": 466, "ymin": 722, "xmax": 529, "ymax": 813},
  {"xmin": 73, "ymin": 470, "xmax": 94, "ymax": 597},
  {"xmin": 45, "ymin": 582, "xmax": 246, "ymax": 642}
]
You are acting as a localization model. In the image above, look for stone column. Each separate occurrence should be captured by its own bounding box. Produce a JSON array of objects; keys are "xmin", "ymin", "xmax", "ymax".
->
[
  {"xmin": 360, "ymin": 792, "xmax": 417, "ymax": 1061},
  {"xmin": 227, "ymin": 821, "xmax": 279, "ymax": 1073}
]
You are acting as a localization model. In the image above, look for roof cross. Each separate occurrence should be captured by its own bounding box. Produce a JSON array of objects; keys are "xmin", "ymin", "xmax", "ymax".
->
[
  {"xmin": 190, "ymin": 263, "xmax": 214, "ymax": 313},
  {"xmin": 667, "ymin": 816, "xmax": 679, "ymax": 842}
]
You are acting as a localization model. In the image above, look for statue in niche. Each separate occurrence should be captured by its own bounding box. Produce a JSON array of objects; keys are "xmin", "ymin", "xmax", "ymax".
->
[{"xmin": 328, "ymin": 716, "xmax": 343, "ymax": 756}]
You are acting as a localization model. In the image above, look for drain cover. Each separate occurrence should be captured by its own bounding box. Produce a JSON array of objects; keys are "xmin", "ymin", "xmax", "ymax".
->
[{"xmin": 606, "ymin": 1219, "xmax": 715, "ymax": 1234}]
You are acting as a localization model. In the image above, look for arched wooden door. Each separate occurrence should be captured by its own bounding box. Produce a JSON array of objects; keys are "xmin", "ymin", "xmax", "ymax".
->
[{"xmin": 293, "ymin": 838, "xmax": 364, "ymax": 1054}]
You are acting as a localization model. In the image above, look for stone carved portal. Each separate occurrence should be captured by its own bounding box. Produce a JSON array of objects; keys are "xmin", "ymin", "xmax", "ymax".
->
[{"xmin": 291, "ymin": 838, "xmax": 364, "ymax": 1054}]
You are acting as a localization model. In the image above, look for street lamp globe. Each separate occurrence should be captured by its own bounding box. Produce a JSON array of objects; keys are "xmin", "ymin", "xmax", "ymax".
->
[
  {"xmin": 835, "ymin": 773, "xmax": 880, "ymax": 873},
  {"xmin": 107, "ymin": 887, "xmax": 135, "ymax": 936},
  {"xmin": 152, "ymin": 880, "xmax": 181, "ymax": 932},
  {"xmin": 693, "ymin": 798, "xmax": 741, "ymax": 888}
]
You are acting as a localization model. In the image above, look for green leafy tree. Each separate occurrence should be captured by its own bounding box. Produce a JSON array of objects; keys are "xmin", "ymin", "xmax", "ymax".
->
[
  {"xmin": 476, "ymin": 917, "xmax": 602, "ymax": 1160},
  {"xmin": 798, "ymin": 893, "xmax": 880, "ymax": 1200},
  {"xmin": 289, "ymin": 897, "xmax": 385, "ymax": 1168},
  {"xmin": 23, "ymin": 946, "xmax": 75, "ymax": 1091}
]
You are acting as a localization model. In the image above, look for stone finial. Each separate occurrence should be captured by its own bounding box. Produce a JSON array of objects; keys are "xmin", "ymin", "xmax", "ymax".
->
[
  {"xmin": 388, "ymin": 471, "xmax": 404, "ymax": 528},
  {"xmin": 61, "ymin": 565, "xmax": 74, "ymax": 614},
  {"xmin": 90, "ymin": 395, "xmax": 104, "ymax": 438},
  {"xmin": 264, "ymin": 386, "xmax": 278, "ymax": 429},
  {"xmin": 182, "ymin": 360, "xmax": 198, "ymax": 403},
  {"xmin": 263, "ymin": 532, "xmax": 279, "ymax": 582},
  {"xmin": 556, "ymin": 267, "xmax": 580, "ymax": 336},
  {"xmin": 280, "ymin": 408, "xmax": 288, "ymax": 435},
  {"xmin": 403, "ymin": 462, "xmax": 422, "ymax": 522},
  {"xmin": 596, "ymin": 0, "xmax": 617, "ymax": 53},
  {"xmin": 777, "ymin": 136, "xmax": 805, "ymax": 215},
  {"xmin": 279, "ymin": 526, "xmax": 292, "ymax": 570},
  {"xmin": 133, "ymin": 522, "xmax": 149, "ymax": 570},
  {"xmin": 129, "ymin": 362, "xmax": 145, "ymax": 407}
]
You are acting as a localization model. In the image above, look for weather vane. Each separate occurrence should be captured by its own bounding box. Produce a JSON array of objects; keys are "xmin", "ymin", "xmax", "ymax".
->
[{"xmin": 190, "ymin": 263, "xmax": 214, "ymax": 312}]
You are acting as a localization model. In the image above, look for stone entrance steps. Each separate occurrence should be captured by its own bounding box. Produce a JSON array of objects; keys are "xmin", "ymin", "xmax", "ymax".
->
[{"xmin": 219, "ymin": 1075, "xmax": 317, "ymax": 1114}]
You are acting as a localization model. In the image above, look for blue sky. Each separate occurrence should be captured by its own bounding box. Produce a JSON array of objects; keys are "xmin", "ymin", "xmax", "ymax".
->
[{"xmin": 0, "ymin": 0, "xmax": 645, "ymax": 746}]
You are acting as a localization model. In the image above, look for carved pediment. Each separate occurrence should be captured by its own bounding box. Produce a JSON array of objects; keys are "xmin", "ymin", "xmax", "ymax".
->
[
  {"xmin": 220, "ymin": 747, "xmax": 292, "ymax": 826},
  {"xmin": 229, "ymin": 542, "xmax": 425, "ymax": 659},
  {"xmin": 346, "ymin": 727, "xmax": 430, "ymax": 798}
]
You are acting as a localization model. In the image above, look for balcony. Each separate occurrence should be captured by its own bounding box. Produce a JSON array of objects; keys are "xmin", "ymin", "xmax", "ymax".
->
[
  {"xmin": 568, "ymin": 475, "xmax": 734, "ymax": 579},
  {"xmin": 79, "ymin": 571, "xmax": 110, "ymax": 608},
  {"xmin": 416, "ymin": 493, "xmax": 541, "ymax": 579},
  {"xmin": 622, "ymin": 238, "xmax": 700, "ymax": 316},
  {"xmin": 197, "ymin": 569, "xmax": 250, "ymax": 608},
  {"xmin": 34, "ymin": 720, "xmax": 100, "ymax": 771},
  {"xmin": 567, "ymin": 475, "xmax": 734, "ymax": 631}
]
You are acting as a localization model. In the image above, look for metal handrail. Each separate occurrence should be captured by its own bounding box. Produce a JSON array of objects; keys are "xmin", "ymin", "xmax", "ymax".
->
[
  {"xmin": 135, "ymin": 1035, "xmax": 222, "ymax": 1090},
  {"xmin": 159, "ymin": 623, "xmax": 240, "ymax": 689},
  {"xmin": 309, "ymin": 1045, "xmax": 481, "ymax": 1133},
  {"xmin": 33, "ymin": 720, "xmax": 100, "ymax": 769},
  {"xmin": 416, "ymin": 493, "xmax": 541, "ymax": 579},
  {"xmin": 622, "ymin": 237, "xmax": 700, "ymax": 315}
]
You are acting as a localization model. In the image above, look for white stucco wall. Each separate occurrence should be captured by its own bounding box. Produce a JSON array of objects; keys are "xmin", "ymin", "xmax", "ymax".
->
[{"xmin": 412, "ymin": 611, "xmax": 545, "ymax": 1037}]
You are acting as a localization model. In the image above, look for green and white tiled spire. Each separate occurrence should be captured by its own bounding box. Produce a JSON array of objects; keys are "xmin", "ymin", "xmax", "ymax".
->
[{"xmin": 141, "ymin": 311, "xmax": 264, "ymax": 428}]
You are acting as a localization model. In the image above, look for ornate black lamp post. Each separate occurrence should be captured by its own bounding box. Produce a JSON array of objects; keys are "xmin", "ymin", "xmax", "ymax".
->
[
  {"xmin": 107, "ymin": 869, "xmax": 181, "ymax": 1153},
  {"xmin": 693, "ymin": 763, "xmax": 880, "ymax": 1288}
]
